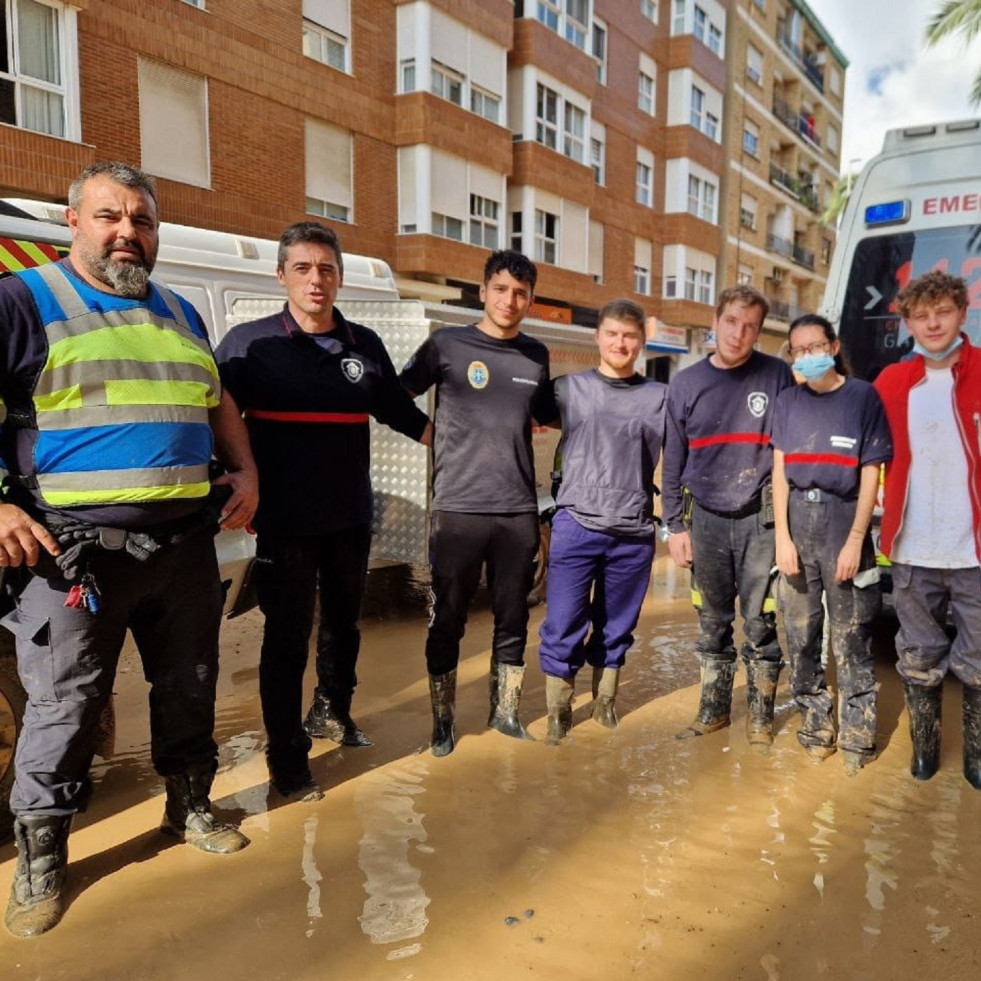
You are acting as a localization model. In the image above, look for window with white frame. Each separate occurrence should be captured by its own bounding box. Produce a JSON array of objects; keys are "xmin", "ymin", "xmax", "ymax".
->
[
  {"xmin": 743, "ymin": 118, "xmax": 760, "ymax": 156},
  {"xmin": 638, "ymin": 54, "xmax": 656, "ymax": 115},
  {"xmin": 634, "ymin": 237, "xmax": 652, "ymax": 295},
  {"xmin": 684, "ymin": 266, "xmax": 713, "ymax": 303},
  {"xmin": 829, "ymin": 65, "xmax": 842, "ymax": 97},
  {"xmin": 636, "ymin": 148, "xmax": 654, "ymax": 206},
  {"xmin": 138, "ymin": 59, "xmax": 210, "ymax": 187},
  {"xmin": 535, "ymin": 0, "xmax": 590, "ymax": 51},
  {"xmin": 740, "ymin": 192, "xmax": 757, "ymax": 230},
  {"xmin": 693, "ymin": 5, "xmax": 707, "ymax": 42},
  {"xmin": 827, "ymin": 123, "xmax": 839, "ymax": 154},
  {"xmin": 592, "ymin": 18, "xmax": 607, "ymax": 85},
  {"xmin": 510, "ymin": 211, "xmax": 522, "ymax": 252},
  {"xmin": 687, "ymin": 173, "xmax": 717, "ymax": 222},
  {"xmin": 746, "ymin": 44, "xmax": 763, "ymax": 85},
  {"xmin": 432, "ymin": 61, "xmax": 464, "ymax": 106},
  {"xmin": 672, "ymin": 0, "xmax": 685, "ymax": 34},
  {"xmin": 1, "ymin": 0, "xmax": 78, "ymax": 139},
  {"xmin": 708, "ymin": 22, "xmax": 722, "ymax": 54},
  {"xmin": 590, "ymin": 132, "xmax": 605, "ymax": 185},
  {"xmin": 634, "ymin": 265, "xmax": 650, "ymax": 295},
  {"xmin": 563, "ymin": 102, "xmax": 585, "ymax": 162},
  {"xmin": 737, "ymin": 262, "xmax": 753, "ymax": 286},
  {"xmin": 662, "ymin": 245, "xmax": 714, "ymax": 302},
  {"xmin": 469, "ymin": 194, "xmax": 500, "ymax": 249},
  {"xmin": 589, "ymin": 219, "xmax": 604, "ymax": 283},
  {"xmin": 536, "ymin": 83, "xmax": 559, "ymax": 149},
  {"xmin": 400, "ymin": 59, "xmax": 416, "ymax": 92},
  {"xmin": 641, "ymin": 0, "xmax": 658, "ymax": 21},
  {"xmin": 303, "ymin": 0, "xmax": 350, "ymax": 73},
  {"xmin": 535, "ymin": 209, "xmax": 558, "ymax": 264},
  {"xmin": 471, "ymin": 85, "xmax": 501, "ymax": 123},
  {"xmin": 431, "ymin": 212, "xmax": 464, "ymax": 240},
  {"xmin": 305, "ymin": 118, "xmax": 352, "ymax": 221}
]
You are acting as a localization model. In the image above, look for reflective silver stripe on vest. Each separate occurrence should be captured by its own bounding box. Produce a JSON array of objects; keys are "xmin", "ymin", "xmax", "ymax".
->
[
  {"xmin": 28, "ymin": 403, "xmax": 210, "ymax": 432},
  {"xmin": 36, "ymin": 358, "xmax": 216, "ymax": 400},
  {"xmin": 37, "ymin": 464, "xmax": 211, "ymax": 492}
]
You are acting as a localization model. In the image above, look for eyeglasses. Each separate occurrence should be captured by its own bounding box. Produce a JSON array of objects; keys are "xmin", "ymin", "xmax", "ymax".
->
[{"xmin": 789, "ymin": 341, "xmax": 831, "ymax": 361}]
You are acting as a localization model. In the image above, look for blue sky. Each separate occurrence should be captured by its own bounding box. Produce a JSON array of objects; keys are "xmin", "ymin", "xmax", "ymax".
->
[{"xmin": 806, "ymin": 0, "xmax": 979, "ymax": 171}]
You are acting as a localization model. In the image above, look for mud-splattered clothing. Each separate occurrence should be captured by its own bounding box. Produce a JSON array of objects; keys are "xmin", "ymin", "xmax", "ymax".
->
[
  {"xmin": 662, "ymin": 352, "xmax": 794, "ymax": 532},
  {"xmin": 772, "ymin": 377, "xmax": 891, "ymax": 754}
]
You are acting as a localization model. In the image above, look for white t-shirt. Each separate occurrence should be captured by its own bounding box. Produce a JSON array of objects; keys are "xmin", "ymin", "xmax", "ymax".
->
[{"xmin": 891, "ymin": 366, "xmax": 977, "ymax": 568}]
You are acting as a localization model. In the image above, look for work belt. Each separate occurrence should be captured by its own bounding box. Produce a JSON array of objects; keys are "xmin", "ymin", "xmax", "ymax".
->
[{"xmin": 697, "ymin": 493, "xmax": 762, "ymax": 519}]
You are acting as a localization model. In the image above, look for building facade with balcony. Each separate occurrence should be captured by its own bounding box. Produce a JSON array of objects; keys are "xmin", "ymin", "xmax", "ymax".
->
[
  {"xmin": 718, "ymin": 0, "xmax": 847, "ymax": 353},
  {"xmin": 0, "ymin": 0, "xmax": 844, "ymax": 366}
]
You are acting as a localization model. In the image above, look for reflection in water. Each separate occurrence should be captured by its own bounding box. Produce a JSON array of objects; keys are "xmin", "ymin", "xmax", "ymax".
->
[
  {"xmin": 301, "ymin": 814, "xmax": 323, "ymax": 938},
  {"xmin": 356, "ymin": 761, "xmax": 430, "ymax": 952},
  {"xmin": 862, "ymin": 778, "xmax": 911, "ymax": 946},
  {"xmin": 808, "ymin": 800, "xmax": 837, "ymax": 900}
]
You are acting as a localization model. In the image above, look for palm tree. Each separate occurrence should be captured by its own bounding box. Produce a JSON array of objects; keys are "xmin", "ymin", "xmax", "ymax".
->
[
  {"xmin": 820, "ymin": 173, "xmax": 859, "ymax": 227},
  {"xmin": 925, "ymin": 0, "xmax": 981, "ymax": 104}
]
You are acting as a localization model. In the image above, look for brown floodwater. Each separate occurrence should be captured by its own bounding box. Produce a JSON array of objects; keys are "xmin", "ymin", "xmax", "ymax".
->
[{"xmin": 2, "ymin": 558, "xmax": 980, "ymax": 979}]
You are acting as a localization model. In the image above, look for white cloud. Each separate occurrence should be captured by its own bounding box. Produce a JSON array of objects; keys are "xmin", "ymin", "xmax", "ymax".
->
[{"xmin": 806, "ymin": 0, "xmax": 979, "ymax": 171}]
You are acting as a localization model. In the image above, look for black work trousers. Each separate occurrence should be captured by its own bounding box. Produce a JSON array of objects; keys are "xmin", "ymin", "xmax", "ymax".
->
[
  {"xmin": 254, "ymin": 526, "xmax": 370, "ymax": 768},
  {"xmin": 425, "ymin": 510, "xmax": 540, "ymax": 676},
  {"xmin": 3, "ymin": 528, "xmax": 223, "ymax": 816}
]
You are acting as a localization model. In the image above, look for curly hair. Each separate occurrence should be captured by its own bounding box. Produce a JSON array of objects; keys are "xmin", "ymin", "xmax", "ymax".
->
[{"xmin": 896, "ymin": 270, "xmax": 968, "ymax": 317}]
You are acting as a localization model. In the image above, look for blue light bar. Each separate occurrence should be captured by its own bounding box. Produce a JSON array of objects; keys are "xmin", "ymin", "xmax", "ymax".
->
[{"xmin": 864, "ymin": 200, "xmax": 910, "ymax": 227}]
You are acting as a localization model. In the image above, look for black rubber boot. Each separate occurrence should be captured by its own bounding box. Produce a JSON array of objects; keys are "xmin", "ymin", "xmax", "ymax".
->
[
  {"xmin": 4, "ymin": 815, "xmax": 71, "ymax": 938},
  {"xmin": 745, "ymin": 659, "xmax": 783, "ymax": 747},
  {"xmin": 591, "ymin": 667, "xmax": 620, "ymax": 729},
  {"xmin": 904, "ymin": 682, "xmax": 942, "ymax": 781},
  {"xmin": 963, "ymin": 684, "xmax": 981, "ymax": 790},
  {"xmin": 488, "ymin": 664, "xmax": 535, "ymax": 740},
  {"xmin": 676, "ymin": 659, "xmax": 736, "ymax": 739},
  {"xmin": 160, "ymin": 762, "xmax": 250, "ymax": 853},
  {"xmin": 545, "ymin": 674, "xmax": 575, "ymax": 746},
  {"xmin": 303, "ymin": 689, "xmax": 372, "ymax": 747},
  {"xmin": 266, "ymin": 750, "xmax": 324, "ymax": 802},
  {"xmin": 429, "ymin": 669, "xmax": 457, "ymax": 758}
]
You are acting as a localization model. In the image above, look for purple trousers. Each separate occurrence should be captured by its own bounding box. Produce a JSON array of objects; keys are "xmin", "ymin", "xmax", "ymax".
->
[{"xmin": 538, "ymin": 509, "xmax": 655, "ymax": 679}]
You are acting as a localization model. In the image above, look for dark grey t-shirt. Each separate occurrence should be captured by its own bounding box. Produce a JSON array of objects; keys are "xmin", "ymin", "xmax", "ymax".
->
[{"xmin": 399, "ymin": 324, "xmax": 553, "ymax": 513}]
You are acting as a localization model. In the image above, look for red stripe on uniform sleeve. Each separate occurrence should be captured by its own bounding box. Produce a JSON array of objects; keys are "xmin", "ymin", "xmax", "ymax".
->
[
  {"xmin": 689, "ymin": 432, "xmax": 771, "ymax": 449},
  {"xmin": 244, "ymin": 409, "xmax": 370, "ymax": 424},
  {"xmin": 784, "ymin": 452, "xmax": 859, "ymax": 467}
]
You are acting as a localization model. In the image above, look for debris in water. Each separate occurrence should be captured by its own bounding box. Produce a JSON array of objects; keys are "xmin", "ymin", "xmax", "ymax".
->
[
  {"xmin": 505, "ymin": 916, "xmax": 520, "ymax": 926},
  {"xmin": 524, "ymin": 909, "xmax": 535, "ymax": 919}
]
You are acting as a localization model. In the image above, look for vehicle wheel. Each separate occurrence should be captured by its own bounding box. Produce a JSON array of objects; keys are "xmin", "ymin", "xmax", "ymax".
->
[{"xmin": 0, "ymin": 628, "xmax": 25, "ymax": 845}]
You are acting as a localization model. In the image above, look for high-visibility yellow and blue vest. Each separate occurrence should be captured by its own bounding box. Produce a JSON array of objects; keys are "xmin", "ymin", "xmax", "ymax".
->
[{"xmin": 9, "ymin": 261, "xmax": 220, "ymax": 508}]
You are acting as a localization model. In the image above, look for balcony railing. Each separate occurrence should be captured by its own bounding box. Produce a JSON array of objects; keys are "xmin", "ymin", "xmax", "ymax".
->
[
  {"xmin": 769, "ymin": 162, "xmax": 798, "ymax": 197},
  {"xmin": 772, "ymin": 96, "xmax": 797, "ymax": 130},
  {"xmin": 776, "ymin": 28, "xmax": 825, "ymax": 93},
  {"xmin": 766, "ymin": 233, "xmax": 793, "ymax": 259},
  {"xmin": 793, "ymin": 244, "xmax": 815, "ymax": 270},
  {"xmin": 767, "ymin": 298, "xmax": 810, "ymax": 323},
  {"xmin": 772, "ymin": 96, "xmax": 822, "ymax": 150},
  {"xmin": 769, "ymin": 162, "xmax": 821, "ymax": 213}
]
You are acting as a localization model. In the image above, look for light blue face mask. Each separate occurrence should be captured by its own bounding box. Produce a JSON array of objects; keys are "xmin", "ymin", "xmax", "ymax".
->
[
  {"xmin": 912, "ymin": 335, "xmax": 963, "ymax": 362},
  {"xmin": 794, "ymin": 352, "xmax": 836, "ymax": 381}
]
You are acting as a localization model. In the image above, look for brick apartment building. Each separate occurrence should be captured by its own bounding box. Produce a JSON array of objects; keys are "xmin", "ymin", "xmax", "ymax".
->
[{"xmin": 0, "ymin": 0, "xmax": 845, "ymax": 364}]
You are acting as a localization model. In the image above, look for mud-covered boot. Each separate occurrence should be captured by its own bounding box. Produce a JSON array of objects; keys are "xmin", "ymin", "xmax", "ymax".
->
[
  {"xmin": 676, "ymin": 659, "xmax": 736, "ymax": 739},
  {"xmin": 487, "ymin": 657, "xmax": 500, "ymax": 725},
  {"xmin": 962, "ymin": 684, "xmax": 981, "ymax": 790},
  {"xmin": 4, "ymin": 815, "xmax": 71, "ymax": 938},
  {"xmin": 161, "ymin": 762, "xmax": 250, "ymax": 853},
  {"xmin": 745, "ymin": 659, "xmax": 783, "ymax": 747},
  {"xmin": 429, "ymin": 669, "xmax": 457, "ymax": 757},
  {"xmin": 591, "ymin": 667, "xmax": 620, "ymax": 729},
  {"xmin": 545, "ymin": 674, "xmax": 575, "ymax": 746},
  {"xmin": 488, "ymin": 664, "xmax": 535, "ymax": 741},
  {"xmin": 904, "ymin": 682, "xmax": 942, "ymax": 781},
  {"xmin": 303, "ymin": 689, "xmax": 372, "ymax": 747}
]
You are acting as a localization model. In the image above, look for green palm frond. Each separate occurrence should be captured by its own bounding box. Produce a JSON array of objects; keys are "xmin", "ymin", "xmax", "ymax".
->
[{"xmin": 926, "ymin": 0, "xmax": 981, "ymax": 44}]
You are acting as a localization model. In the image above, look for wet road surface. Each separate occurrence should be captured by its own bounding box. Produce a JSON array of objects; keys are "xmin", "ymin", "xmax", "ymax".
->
[{"xmin": 2, "ymin": 558, "xmax": 980, "ymax": 979}]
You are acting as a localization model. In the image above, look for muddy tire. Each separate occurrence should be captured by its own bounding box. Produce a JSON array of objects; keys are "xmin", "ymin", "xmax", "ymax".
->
[{"xmin": 0, "ymin": 626, "xmax": 24, "ymax": 845}]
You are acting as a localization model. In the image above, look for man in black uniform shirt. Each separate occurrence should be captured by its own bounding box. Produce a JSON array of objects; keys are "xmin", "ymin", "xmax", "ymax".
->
[
  {"xmin": 216, "ymin": 223, "xmax": 432, "ymax": 798},
  {"xmin": 400, "ymin": 250, "xmax": 553, "ymax": 756}
]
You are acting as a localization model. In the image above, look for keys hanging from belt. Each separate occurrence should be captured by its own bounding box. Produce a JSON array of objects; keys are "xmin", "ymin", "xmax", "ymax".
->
[{"xmin": 63, "ymin": 572, "xmax": 102, "ymax": 614}]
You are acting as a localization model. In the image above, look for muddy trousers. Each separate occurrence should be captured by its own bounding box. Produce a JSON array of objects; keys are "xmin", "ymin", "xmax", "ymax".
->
[
  {"xmin": 780, "ymin": 492, "xmax": 879, "ymax": 755},
  {"xmin": 539, "ymin": 509, "xmax": 654, "ymax": 680},
  {"xmin": 254, "ymin": 527, "xmax": 371, "ymax": 769},
  {"xmin": 2, "ymin": 530, "xmax": 223, "ymax": 816},
  {"xmin": 688, "ymin": 501, "xmax": 781, "ymax": 667},
  {"xmin": 425, "ymin": 511, "xmax": 539, "ymax": 677},
  {"xmin": 892, "ymin": 564, "xmax": 981, "ymax": 687}
]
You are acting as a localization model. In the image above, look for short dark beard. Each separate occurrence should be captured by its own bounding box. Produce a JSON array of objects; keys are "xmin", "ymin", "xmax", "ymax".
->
[{"xmin": 78, "ymin": 241, "xmax": 155, "ymax": 298}]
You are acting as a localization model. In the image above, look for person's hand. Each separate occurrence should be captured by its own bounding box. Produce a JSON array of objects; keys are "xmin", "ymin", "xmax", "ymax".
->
[
  {"xmin": 668, "ymin": 530, "xmax": 693, "ymax": 569},
  {"xmin": 835, "ymin": 536, "xmax": 863, "ymax": 583},
  {"xmin": 0, "ymin": 503, "xmax": 60, "ymax": 567},
  {"xmin": 212, "ymin": 469, "xmax": 258, "ymax": 531},
  {"xmin": 775, "ymin": 533, "xmax": 799, "ymax": 577}
]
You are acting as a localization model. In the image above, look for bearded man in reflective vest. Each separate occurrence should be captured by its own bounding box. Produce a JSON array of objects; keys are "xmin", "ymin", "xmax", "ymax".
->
[{"xmin": 0, "ymin": 162, "xmax": 258, "ymax": 938}]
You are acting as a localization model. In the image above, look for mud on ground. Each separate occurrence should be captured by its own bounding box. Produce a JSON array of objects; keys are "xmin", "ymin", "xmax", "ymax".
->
[{"xmin": 2, "ymin": 558, "xmax": 980, "ymax": 980}]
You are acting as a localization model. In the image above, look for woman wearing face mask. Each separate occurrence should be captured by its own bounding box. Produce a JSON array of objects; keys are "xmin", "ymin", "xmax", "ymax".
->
[{"xmin": 771, "ymin": 314, "xmax": 893, "ymax": 774}]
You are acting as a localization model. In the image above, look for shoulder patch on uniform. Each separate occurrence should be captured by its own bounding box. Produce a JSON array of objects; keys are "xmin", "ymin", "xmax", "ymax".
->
[
  {"xmin": 747, "ymin": 391, "xmax": 768, "ymax": 418},
  {"xmin": 467, "ymin": 360, "xmax": 489, "ymax": 389}
]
